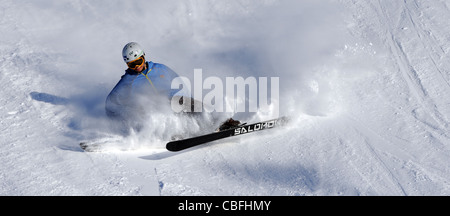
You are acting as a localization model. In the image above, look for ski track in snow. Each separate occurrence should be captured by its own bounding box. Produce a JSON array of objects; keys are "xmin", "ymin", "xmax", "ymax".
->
[{"xmin": 1, "ymin": 0, "xmax": 450, "ymax": 195}]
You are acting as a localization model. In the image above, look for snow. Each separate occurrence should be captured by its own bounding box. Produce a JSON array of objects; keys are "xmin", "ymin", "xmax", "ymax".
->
[{"xmin": 1, "ymin": 0, "xmax": 450, "ymax": 195}]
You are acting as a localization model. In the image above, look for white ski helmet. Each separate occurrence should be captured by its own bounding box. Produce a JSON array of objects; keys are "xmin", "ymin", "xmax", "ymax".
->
[{"xmin": 122, "ymin": 42, "xmax": 145, "ymax": 63}]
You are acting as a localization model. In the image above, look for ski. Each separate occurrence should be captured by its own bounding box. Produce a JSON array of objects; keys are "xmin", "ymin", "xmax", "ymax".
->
[
  {"xmin": 166, "ymin": 116, "xmax": 289, "ymax": 152},
  {"xmin": 79, "ymin": 135, "xmax": 126, "ymax": 152},
  {"xmin": 80, "ymin": 142, "xmax": 102, "ymax": 152}
]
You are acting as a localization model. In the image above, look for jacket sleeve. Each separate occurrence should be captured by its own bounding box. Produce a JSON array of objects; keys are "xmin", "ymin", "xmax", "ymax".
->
[{"xmin": 105, "ymin": 75, "xmax": 140, "ymax": 121}]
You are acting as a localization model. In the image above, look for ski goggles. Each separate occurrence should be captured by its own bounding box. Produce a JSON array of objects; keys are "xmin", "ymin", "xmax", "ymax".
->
[{"xmin": 127, "ymin": 56, "xmax": 145, "ymax": 70}]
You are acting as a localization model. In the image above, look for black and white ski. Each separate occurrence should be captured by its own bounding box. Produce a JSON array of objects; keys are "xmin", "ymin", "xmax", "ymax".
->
[
  {"xmin": 166, "ymin": 116, "xmax": 289, "ymax": 152},
  {"xmin": 79, "ymin": 135, "xmax": 126, "ymax": 152},
  {"xmin": 80, "ymin": 142, "xmax": 102, "ymax": 152}
]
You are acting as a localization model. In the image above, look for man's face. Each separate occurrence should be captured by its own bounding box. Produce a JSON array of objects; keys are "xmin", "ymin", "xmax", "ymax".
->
[
  {"xmin": 134, "ymin": 63, "xmax": 145, "ymax": 72},
  {"xmin": 127, "ymin": 56, "xmax": 145, "ymax": 72}
]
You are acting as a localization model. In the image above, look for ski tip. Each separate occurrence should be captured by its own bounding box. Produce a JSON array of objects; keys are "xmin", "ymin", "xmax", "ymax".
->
[
  {"xmin": 79, "ymin": 142, "xmax": 101, "ymax": 152},
  {"xmin": 166, "ymin": 142, "xmax": 181, "ymax": 152},
  {"xmin": 79, "ymin": 142, "xmax": 88, "ymax": 151}
]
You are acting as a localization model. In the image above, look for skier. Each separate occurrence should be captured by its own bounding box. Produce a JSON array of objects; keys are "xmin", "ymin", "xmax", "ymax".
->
[{"xmin": 105, "ymin": 42, "xmax": 240, "ymax": 134}]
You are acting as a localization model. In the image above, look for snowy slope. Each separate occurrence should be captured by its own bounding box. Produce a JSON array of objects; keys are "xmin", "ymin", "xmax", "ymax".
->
[{"xmin": 1, "ymin": 0, "xmax": 450, "ymax": 195}]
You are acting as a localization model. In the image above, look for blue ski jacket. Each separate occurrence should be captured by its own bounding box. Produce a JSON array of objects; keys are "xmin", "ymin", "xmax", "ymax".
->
[{"xmin": 105, "ymin": 61, "xmax": 188, "ymax": 123}]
